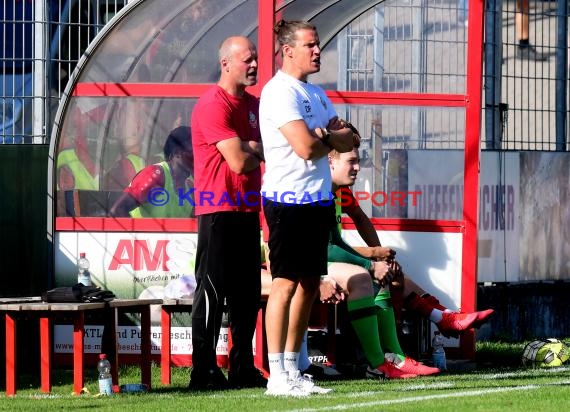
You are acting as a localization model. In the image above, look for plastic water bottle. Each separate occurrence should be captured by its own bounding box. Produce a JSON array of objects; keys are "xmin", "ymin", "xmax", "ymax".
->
[
  {"xmin": 77, "ymin": 252, "xmax": 92, "ymax": 286},
  {"xmin": 431, "ymin": 331, "xmax": 447, "ymax": 371},
  {"xmin": 97, "ymin": 353, "xmax": 113, "ymax": 395}
]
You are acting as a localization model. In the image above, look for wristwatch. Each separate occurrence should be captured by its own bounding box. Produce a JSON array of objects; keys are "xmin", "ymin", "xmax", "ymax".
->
[{"xmin": 320, "ymin": 127, "xmax": 332, "ymax": 146}]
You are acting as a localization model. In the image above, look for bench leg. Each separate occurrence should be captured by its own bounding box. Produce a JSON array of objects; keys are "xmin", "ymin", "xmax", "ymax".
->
[
  {"xmin": 73, "ymin": 312, "xmax": 85, "ymax": 395},
  {"xmin": 140, "ymin": 306, "xmax": 152, "ymax": 388},
  {"xmin": 5, "ymin": 313, "xmax": 16, "ymax": 396},
  {"xmin": 161, "ymin": 307, "xmax": 172, "ymax": 385},
  {"xmin": 40, "ymin": 316, "xmax": 52, "ymax": 393}
]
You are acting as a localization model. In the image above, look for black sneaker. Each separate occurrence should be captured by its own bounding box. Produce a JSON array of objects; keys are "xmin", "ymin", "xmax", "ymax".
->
[
  {"xmin": 228, "ymin": 367, "xmax": 268, "ymax": 389},
  {"xmin": 301, "ymin": 363, "xmax": 342, "ymax": 380},
  {"xmin": 516, "ymin": 45, "xmax": 548, "ymax": 61},
  {"xmin": 188, "ymin": 367, "xmax": 229, "ymax": 391}
]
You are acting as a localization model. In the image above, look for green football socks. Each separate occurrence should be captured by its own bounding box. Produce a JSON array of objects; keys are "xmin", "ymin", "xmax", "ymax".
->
[
  {"xmin": 347, "ymin": 296, "xmax": 384, "ymax": 368},
  {"xmin": 375, "ymin": 289, "xmax": 406, "ymax": 361}
]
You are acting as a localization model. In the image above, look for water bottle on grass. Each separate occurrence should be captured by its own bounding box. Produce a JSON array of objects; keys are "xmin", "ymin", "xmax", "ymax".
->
[
  {"xmin": 431, "ymin": 331, "xmax": 447, "ymax": 371},
  {"xmin": 97, "ymin": 353, "xmax": 113, "ymax": 395}
]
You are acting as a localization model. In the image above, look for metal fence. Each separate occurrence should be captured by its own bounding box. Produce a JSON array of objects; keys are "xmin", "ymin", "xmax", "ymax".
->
[
  {"xmin": 1, "ymin": 0, "xmax": 569, "ymax": 149},
  {"xmin": 485, "ymin": 0, "xmax": 569, "ymax": 151},
  {"xmin": 334, "ymin": 1, "xmax": 468, "ymax": 151},
  {"xmin": 339, "ymin": 0, "xmax": 569, "ymax": 151},
  {"xmin": 1, "ymin": 0, "xmax": 127, "ymax": 144}
]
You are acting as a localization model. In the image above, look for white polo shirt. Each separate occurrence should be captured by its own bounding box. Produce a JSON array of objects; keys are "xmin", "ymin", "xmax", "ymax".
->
[{"xmin": 260, "ymin": 70, "xmax": 336, "ymax": 204}]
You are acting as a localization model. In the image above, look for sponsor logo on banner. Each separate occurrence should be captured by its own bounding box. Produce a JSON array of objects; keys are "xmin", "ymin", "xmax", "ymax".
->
[{"xmin": 55, "ymin": 233, "xmax": 205, "ymax": 356}]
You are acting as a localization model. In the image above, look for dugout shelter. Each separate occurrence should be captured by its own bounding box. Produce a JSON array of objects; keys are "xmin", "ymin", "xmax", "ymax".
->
[{"xmin": 48, "ymin": 0, "xmax": 484, "ymax": 359}]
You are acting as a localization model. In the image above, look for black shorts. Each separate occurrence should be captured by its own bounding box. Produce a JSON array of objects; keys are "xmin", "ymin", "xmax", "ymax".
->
[
  {"xmin": 192, "ymin": 211, "xmax": 261, "ymax": 319},
  {"xmin": 263, "ymin": 198, "xmax": 335, "ymax": 280}
]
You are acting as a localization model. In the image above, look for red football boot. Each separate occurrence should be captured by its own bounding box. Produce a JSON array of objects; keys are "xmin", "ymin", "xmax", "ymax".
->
[
  {"xmin": 397, "ymin": 357, "xmax": 440, "ymax": 376},
  {"xmin": 366, "ymin": 360, "xmax": 418, "ymax": 380},
  {"xmin": 471, "ymin": 308, "xmax": 494, "ymax": 329},
  {"xmin": 436, "ymin": 312, "xmax": 478, "ymax": 338}
]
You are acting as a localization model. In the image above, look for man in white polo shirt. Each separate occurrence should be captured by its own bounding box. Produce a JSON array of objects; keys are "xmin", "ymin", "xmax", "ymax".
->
[{"xmin": 260, "ymin": 19, "xmax": 355, "ymax": 396}]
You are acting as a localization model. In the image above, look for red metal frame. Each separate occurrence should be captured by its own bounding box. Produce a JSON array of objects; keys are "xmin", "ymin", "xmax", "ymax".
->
[
  {"xmin": 56, "ymin": 217, "xmax": 198, "ymax": 232},
  {"xmin": 457, "ymin": 0, "xmax": 485, "ymax": 359},
  {"xmin": 56, "ymin": 216, "xmax": 462, "ymax": 234},
  {"xmin": 342, "ymin": 218, "xmax": 464, "ymax": 233},
  {"xmin": 327, "ymin": 91, "xmax": 468, "ymax": 107},
  {"xmin": 73, "ymin": 83, "xmax": 212, "ymax": 98}
]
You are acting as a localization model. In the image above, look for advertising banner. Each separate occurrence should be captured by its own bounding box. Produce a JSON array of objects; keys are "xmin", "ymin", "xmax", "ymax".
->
[
  {"xmin": 55, "ymin": 232, "xmax": 212, "ymax": 360},
  {"xmin": 407, "ymin": 150, "xmax": 520, "ymax": 282}
]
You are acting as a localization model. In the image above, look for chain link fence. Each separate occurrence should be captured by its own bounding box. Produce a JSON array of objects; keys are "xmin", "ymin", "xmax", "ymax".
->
[
  {"xmin": 485, "ymin": 0, "xmax": 569, "ymax": 150},
  {"xmin": 1, "ymin": 0, "xmax": 126, "ymax": 144}
]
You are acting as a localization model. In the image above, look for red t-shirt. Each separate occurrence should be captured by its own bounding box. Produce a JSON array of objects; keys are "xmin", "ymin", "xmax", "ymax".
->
[
  {"xmin": 124, "ymin": 164, "xmax": 165, "ymax": 203},
  {"xmin": 191, "ymin": 86, "xmax": 261, "ymax": 215}
]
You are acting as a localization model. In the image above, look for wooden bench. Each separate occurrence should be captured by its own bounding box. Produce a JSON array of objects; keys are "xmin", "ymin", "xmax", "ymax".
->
[{"xmin": 1, "ymin": 298, "xmax": 160, "ymax": 396}]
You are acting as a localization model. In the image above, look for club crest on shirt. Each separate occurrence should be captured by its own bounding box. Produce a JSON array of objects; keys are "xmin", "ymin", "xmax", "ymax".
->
[{"xmin": 249, "ymin": 111, "xmax": 258, "ymax": 128}]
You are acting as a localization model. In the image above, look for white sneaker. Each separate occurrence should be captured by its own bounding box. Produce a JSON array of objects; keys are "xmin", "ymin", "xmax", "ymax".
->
[
  {"xmin": 289, "ymin": 370, "xmax": 333, "ymax": 394},
  {"xmin": 265, "ymin": 372, "xmax": 309, "ymax": 397}
]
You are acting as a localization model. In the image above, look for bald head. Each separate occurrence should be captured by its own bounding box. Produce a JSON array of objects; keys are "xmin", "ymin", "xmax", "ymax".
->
[
  {"xmin": 219, "ymin": 36, "xmax": 254, "ymax": 61},
  {"xmin": 218, "ymin": 36, "xmax": 258, "ymax": 95}
]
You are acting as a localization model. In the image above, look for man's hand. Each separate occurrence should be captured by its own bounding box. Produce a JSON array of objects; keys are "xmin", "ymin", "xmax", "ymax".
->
[
  {"xmin": 370, "ymin": 260, "xmax": 393, "ymax": 288},
  {"xmin": 338, "ymin": 119, "xmax": 362, "ymax": 148},
  {"xmin": 327, "ymin": 117, "xmax": 344, "ymax": 131},
  {"xmin": 242, "ymin": 140, "xmax": 264, "ymax": 161},
  {"xmin": 327, "ymin": 127, "xmax": 354, "ymax": 153},
  {"xmin": 388, "ymin": 260, "xmax": 403, "ymax": 276},
  {"xmin": 388, "ymin": 260, "xmax": 404, "ymax": 290},
  {"xmin": 319, "ymin": 276, "xmax": 345, "ymax": 304}
]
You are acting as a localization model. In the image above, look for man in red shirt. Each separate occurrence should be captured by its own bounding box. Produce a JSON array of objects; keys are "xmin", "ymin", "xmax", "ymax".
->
[{"xmin": 189, "ymin": 36, "xmax": 264, "ymax": 390}]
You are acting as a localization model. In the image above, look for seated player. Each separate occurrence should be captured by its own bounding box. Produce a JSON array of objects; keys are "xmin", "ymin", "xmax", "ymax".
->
[
  {"xmin": 328, "ymin": 128, "xmax": 493, "ymax": 339},
  {"xmin": 109, "ymin": 126, "xmax": 194, "ymax": 218}
]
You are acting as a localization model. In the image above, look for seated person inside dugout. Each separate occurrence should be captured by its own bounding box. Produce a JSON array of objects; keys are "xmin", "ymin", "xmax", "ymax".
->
[
  {"xmin": 103, "ymin": 64, "xmax": 152, "ymax": 191},
  {"xmin": 109, "ymin": 126, "xmax": 194, "ymax": 218},
  {"xmin": 261, "ymin": 124, "xmax": 493, "ymax": 380},
  {"xmin": 56, "ymin": 107, "xmax": 99, "ymax": 191}
]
